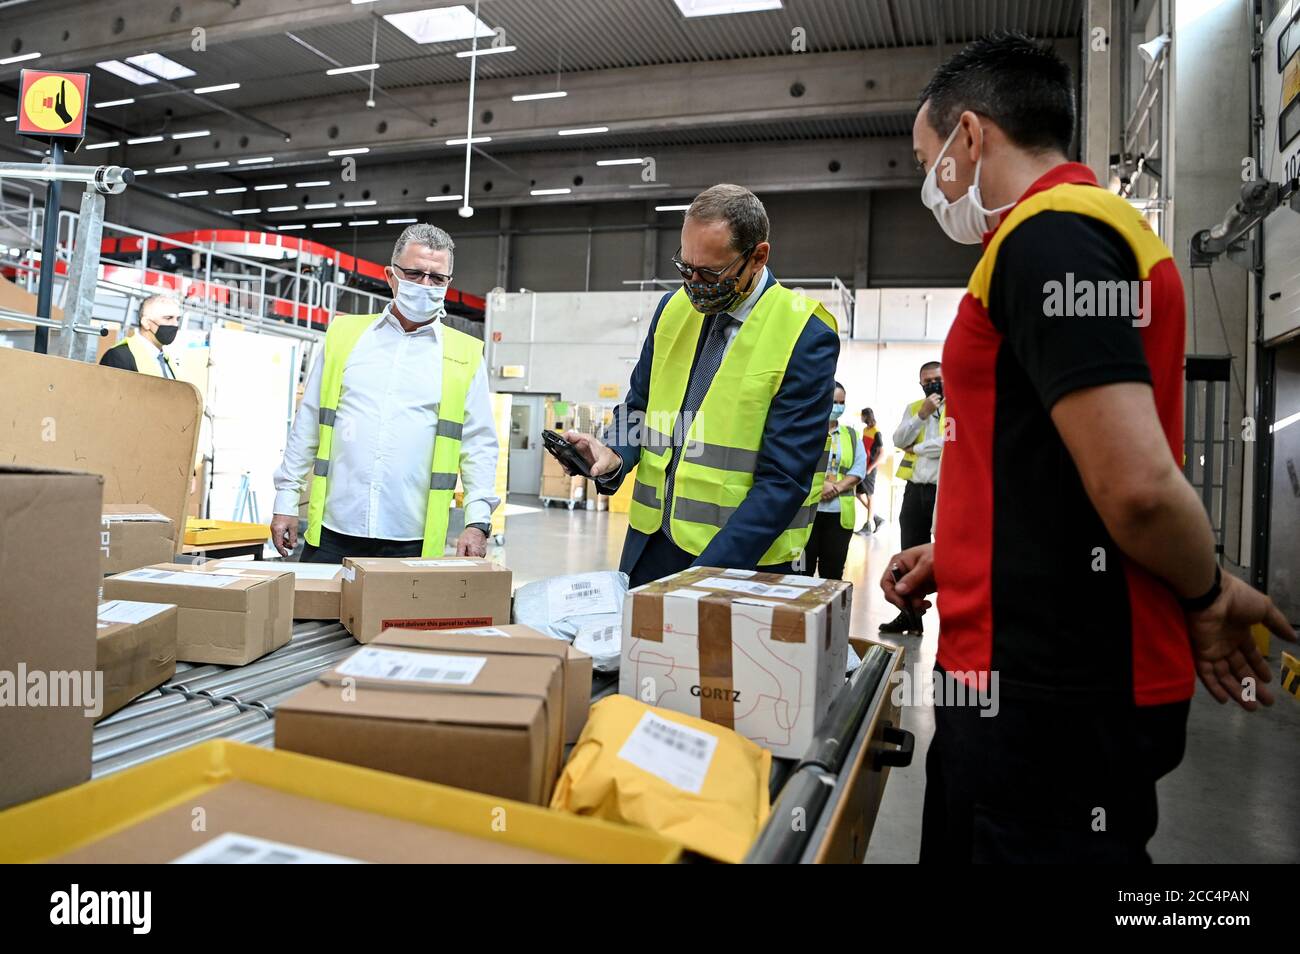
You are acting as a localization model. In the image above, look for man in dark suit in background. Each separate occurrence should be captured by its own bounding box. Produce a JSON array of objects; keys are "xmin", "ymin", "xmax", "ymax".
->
[
  {"xmin": 99, "ymin": 294, "xmax": 183, "ymax": 378},
  {"xmin": 562, "ymin": 184, "xmax": 840, "ymax": 588}
]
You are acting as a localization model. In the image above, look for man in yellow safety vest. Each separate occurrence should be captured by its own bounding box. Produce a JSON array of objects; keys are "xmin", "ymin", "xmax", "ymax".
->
[{"xmin": 99, "ymin": 293, "xmax": 184, "ymax": 378}]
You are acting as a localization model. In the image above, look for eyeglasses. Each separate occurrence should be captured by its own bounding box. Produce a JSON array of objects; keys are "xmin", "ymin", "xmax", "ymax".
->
[
  {"xmin": 670, "ymin": 245, "xmax": 754, "ymax": 284},
  {"xmin": 391, "ymin": 264, "xmax": 453, "ymax": 286}
]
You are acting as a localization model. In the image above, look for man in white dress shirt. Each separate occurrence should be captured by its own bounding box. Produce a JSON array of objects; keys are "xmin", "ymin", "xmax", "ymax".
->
[{"xmin": 270, "ymin": 223, "xmax": 499, "ymax": 562}]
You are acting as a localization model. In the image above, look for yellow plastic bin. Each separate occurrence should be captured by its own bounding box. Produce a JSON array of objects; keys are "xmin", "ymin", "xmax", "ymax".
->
[
  {"xmin": 183, "ymin": 519, "xmax": 271, "ymax": 547},
  {"xmin": 0, "ymin": 741, "xmax": 681, "ymax": 864}
]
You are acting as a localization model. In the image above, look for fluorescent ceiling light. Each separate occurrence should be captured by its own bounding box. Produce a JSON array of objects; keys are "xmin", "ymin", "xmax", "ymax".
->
[
  {"xmin": 95, "ymin": 98, "xmax": 134, "ymax": 108},
  {"xmin": 295, "ymin": 180, "xmax": 330, "ymax": 187},
  {"xmin": 3, "ymin": 115, "xmax": 15, "ymax": 122},
  {"xmin": 326, "ymin": 63, "xmax": 380, "ymax": 75},
  {"xmin": 266, "ymin": 205, "xmax": 298, "ymax": 212},
  {"xmin": 597, "ymin": 157, "xmax": 644, "ymax": 166},
  {"xmin": 176, "ymin": 190, "xmax": 209, "ymax": 197},
  {"xmin": 656, "ymin": 204, "xmax": 691, "ymax": 211},
  {"xmin": 152, "ymin": 165, "xmax": 187, "ymax": 173},
  {"xmin": 97, "ymin": 60, "xmax": 159, "ymax": 85},
  {"xmin": 425, "ymin": 194, "xmax": 463, "ymax": 202},
  {"xmin": 231, "ymin": 208, "xmax": 261, "ymax": 214},
  {"xmin": 215, "ymin": 187, "xmax": 248, "ymax": 194},
  {"xmin": 531, "ymin": 188, "xmax": 571, "ymax": 196},
  {"xmin": 171, "ymin": 130, "xmax": 210, "ymax": 140},
  {"xmin": 387, "ymin": 217, "xmax": 417, "ymax": 224},
  {"xmin": 0, "ymin": 52, "xmax": 42, "ymax": 66},
  {"xmin": 278, "ymin": 224, "xmax": 306, "ymax": 230},
  {"xmin": 312, "ymin": 222, "xmax": 342, "ymax": 229},
  {"xmin": 456, "ymin": 46, "xmax": 515, "ymax": 58},
  {"xmin": 237, "ymin": 156, "xmax": 274, "ymax": 165},
  {"xmin": 84, "ymin": 141, "xmax": 119, "ymax": 151},
  {"xmin": 446, "ymin": 136, "xmax": 492, "ymax": 145},
  {"xmin": 125, "ymin": 52, "xmax": 195, "ymax": 80},
  {"xmin": 383, "ymin": 6, "xmax": 494, "ymax": 45},
  {"xmin": 558, "ymin": 126, "xmax": 608, "ymax": 136},
  {"xmin": 343, "ymin": 199, "xmax": 376, "ymax": 207},
  {"xmin": 672, "ymin": 0, "xmax": 783, "ymax": 17},
  {"xmin": 348, "ymin": 220, "xmax": 379, "ymax": 226},
  {"xmin": 328, "ymin": 147, "xmax": 369, "ymax": 156},
  {"xmin": 512, "ymin": 90, "xmax": 567, "ymax": 102},
  {"xmin": 133, "ymin": 170, "xmax": 149, "ymax": 176},
  {"xmin": 194, "ymin": 160, "xmax": 230, "ymax": 169},
  {"xmin": 193, "ymin": 83, "xmax": 240, "ymax": 94},
  {"xmin": 304, "ymin": 202, "xmax": 337, "ymax": 209},
  {"xmin": 253, "ymin": 183, "xmax": 287, "ymax": 191},
  {"xmin": 126, "ymin": 135, "xmax": 164, "ymax": 145}
]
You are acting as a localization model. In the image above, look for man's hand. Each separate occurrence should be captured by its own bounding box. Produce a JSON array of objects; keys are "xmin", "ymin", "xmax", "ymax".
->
[
  {"xmin": 563, "ymin": 429, "xmax": 622, "ymax": 479},
  {"xmin": 1187, "ymin": 572, "xmax": 1296, "ymax": 710},
  {"xmin": 881, "ymin": 543, "xmax": 936, "ymax": 613},
  {"xmin": 917, "ymin": 393, "xmax": 943, "ymax": 420},
  {"xmin": 456, "ymin": 526, "xmax": 488, "ymax": 557},
  {"xmin": 270, "ymin": 514, "xmax": 298, "ymax": 558},
  {"xmin": 819, "ymin": 480, "xmax": 840, "ymax": 503}
]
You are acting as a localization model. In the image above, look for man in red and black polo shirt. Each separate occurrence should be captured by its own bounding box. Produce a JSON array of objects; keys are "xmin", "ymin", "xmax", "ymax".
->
[{"xmin": 883, "ymin": 32, "xmax": 1296, "ymax": 863}]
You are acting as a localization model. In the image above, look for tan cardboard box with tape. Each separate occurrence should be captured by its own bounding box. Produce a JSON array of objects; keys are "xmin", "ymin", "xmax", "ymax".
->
[
  {"xmin": 376, "ymin": 624, "xmax": 593, "ymax": 744},
  {"xmin": 339, "ymin": 556, "xmax": 512, "ymax": 643},
  {"xmin": 212, "ymin": 559, "xmax": 342, "ymax": 621},
  {"xmin": 619, "ymin": 566, "xmax": 850, "ymax": 758},
  {"xmin": 275, "ymin": 643, "xmax": 564, "ymax": 804},
  {"xmin": 100, "ymin": 504, "xmax": 176, "ymax": 576},
  {"xmin": 95, "ymin": 600, "xmax": 178, "ymax": 718},
  {"xmin": 102, "ymin": 563, "xmax": 293, "ymax": 666}
]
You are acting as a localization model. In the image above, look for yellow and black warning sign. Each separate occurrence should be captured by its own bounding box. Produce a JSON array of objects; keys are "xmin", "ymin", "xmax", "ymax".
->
[{"xmin": 15, "ymin": 69, "xmax": 90, "ymax": 140}]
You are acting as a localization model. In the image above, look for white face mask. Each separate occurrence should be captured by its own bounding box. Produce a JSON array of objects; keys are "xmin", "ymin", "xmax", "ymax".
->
[
  {"xmin": 392, "ymin": 275, "xmax": 448, "ymax": 324},
  {"xmin": 920, "ymin": 121, "xmax": 1015, "ymax": 245}
]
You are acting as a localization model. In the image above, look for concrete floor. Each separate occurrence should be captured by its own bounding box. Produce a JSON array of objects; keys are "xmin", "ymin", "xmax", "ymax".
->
[{"xmin": 494, "ymin": 495, "xmax": 1300, "ymax": 864}]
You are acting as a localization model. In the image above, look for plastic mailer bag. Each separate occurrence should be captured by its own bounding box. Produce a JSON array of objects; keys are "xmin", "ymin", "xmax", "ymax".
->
[
  {"xmin": 550, "ymin": 695, "xmax": 772, "ymax": 863},
  {"xmin": 512, "ymin": 571, "xmax": 628, "ymax": 672}
]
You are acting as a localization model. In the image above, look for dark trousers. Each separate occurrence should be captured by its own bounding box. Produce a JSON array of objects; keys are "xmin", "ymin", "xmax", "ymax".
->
[
  {"xmin": 627, "ymin": 529, "xmax": 793, "ymax": 589},
  {"xmin": 802, "ymin": 509, "xmax": 852, "ymax": 580},
  {"xmin": 300, "ymin": 525, "xmax": 423, "ymax": 563},
  {"xmin": 920, "ymin": 669, "xmax": 1190, "ymax": 863},
  {"xmin": 899, "ymin": 480, "xmax": 938, "ymax": 550}
]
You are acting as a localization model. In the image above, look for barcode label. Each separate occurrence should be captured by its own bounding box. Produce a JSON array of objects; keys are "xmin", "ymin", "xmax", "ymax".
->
[
  {"xmin": 401, "ymin": 559, "xmax": 487, "ymax": 567},
  {"xmin": 762, "ymin": 586, "xmax": 805, "ymax": 600},
  {"xmin": 545, "ymin": 574, "xmax": 617, "ymax": 618},
  {"xmin": 97, "ymin": 599, "xmax": 174, "ymax": 626},
  {"xmin": 102, "ymin": 511, "xmax": 168, "ymax": 523},
  {"xmin": 698, "ymin": 576, "xmax": 771, "ymax": 596},
  {"xmin": 336, "ymin": 647, "xmax": 486, "ymax": 686},
  {"xmin": 617, "ymin": 712, "xmax": 719, "ymax": 794},
  {"xmin": 116, "ymin": 568, "xmax": 241, "ymax": 588},
  {"xmin": 171, "ymin": 832, "xmax": 364, "ymax": 865},
  {"xmin": 777, "ymin": 575, "xmax": 820, "ymax": 587}
]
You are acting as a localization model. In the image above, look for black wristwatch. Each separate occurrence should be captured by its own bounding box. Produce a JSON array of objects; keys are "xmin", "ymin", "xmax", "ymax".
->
[
  {"xmin": 1177, "ymin": 565, "xmax": 1222, "ymax": 613},
  {"xmin": 466, "ymin": 522, "xmax": 491, "ymax": 537}
]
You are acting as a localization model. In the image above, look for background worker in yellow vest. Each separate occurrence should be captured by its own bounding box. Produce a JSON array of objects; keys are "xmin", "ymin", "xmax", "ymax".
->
[
  {"xmin": 269, "ymin": 224, "xmax": 499, "ymax": 562},
  {"xmin": 880, "ymin": 360, "xmax": 945, "ymax": 634},
  {"xmin": 802, "ymin": 382, "xmax": 865, "ymax": 580},
  {"xmin": 99, "ymin": 293, "xmax": 183, "ymax": 378},
  {"xmin": 855, "ymin": 406, "xmax": 884, "ymax": 534},
  {"xmin": 559, "ymin": 184, "xmax": 841, "ymax": 587}
]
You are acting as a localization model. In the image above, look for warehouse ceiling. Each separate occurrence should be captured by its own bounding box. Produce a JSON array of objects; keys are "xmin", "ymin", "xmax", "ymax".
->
[{"xmin": 1, "ymin": 0, "xmax": 1083, "ymax": 228}]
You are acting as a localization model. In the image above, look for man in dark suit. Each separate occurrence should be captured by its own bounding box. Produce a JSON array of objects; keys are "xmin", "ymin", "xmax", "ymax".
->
[
  {"xmin": 100, "ymin": 294, "xmax": 183, "ymax": 378},
  {"xmin": 563, "ymin": 184, "xmax": 840, "ymax": 588}
]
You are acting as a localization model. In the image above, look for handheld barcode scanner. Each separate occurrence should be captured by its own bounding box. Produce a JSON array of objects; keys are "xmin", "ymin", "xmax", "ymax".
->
[
  {"xmin": 543, "ymin": 429, "xmax": 594, "ymax": 478},
  {"xmin": 890, "ymin": 565, "xmax": 923, "ymax": 634}
]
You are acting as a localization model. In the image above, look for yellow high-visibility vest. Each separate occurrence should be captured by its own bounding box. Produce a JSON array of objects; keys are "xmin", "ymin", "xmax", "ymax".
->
[
  {"xmin": 627, "ymin": 284, "xmax": 837, "ymax": 565},
  {"xmin": 305, "ymin": 313, "xmax": 483, "ymax": 557},
  {"xmin": 895, "ymin": 398, "xmax": 945, "ymax": 482},
  {"xmin": 107, "ymin": 333, "xmax": 175, "ymax": 378},
  {"xmin": 830, "ymin": 423, "xmax": 856, "ymax": 530}
]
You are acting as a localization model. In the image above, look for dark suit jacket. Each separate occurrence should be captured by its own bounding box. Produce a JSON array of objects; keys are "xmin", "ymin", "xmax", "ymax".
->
[
  {"xmin": 599, "ymin": 272, "xmax": 840, "ymax": 582},
  {"xmin": 99, "ymin": 342, "xmax": 140, "ymax": 372}
]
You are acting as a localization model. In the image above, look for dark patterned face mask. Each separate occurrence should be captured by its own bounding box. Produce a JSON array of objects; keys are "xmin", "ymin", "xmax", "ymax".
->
[{"xmin": 673, "ymin": 245, "xmax": 755, "ymax": 314}]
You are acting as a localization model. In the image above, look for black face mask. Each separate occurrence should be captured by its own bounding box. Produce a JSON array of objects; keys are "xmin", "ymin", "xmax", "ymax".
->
[
  {"xmin": 153, "ymin": 324, "xmax": 179, "ymax": 346},
  {"xmin": 922, "ymin": 378, "xmax": 944, "ymax": 399}
]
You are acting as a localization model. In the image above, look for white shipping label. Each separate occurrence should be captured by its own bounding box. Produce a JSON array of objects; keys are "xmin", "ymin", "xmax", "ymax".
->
[
  {"xmin": 116, "ymin": 569, "xmax": 240, "ymax": 588},
  {"xmin": 401, "ymin": 559, "xmax": 485, "ymax": 567},
  {"xmin": 336, "ymin": 647, "xmax": 486, "ymax": 686},
  {"xmin": 666, "ymin": 588, "xmax": 709, "ymax": 601},
  {"xmin": 171, "ymin": 832, "xmax": 364, "ymax": 865},
  {"xmin": 698, "ymin": 576, "xmax": 771, "ymax": 596},
  {"xmin": 103, "ymin": 512, "xmax": 168, "ymax": 523},
  {"xmin": 271, "ymin": 563, "xmax": 344, "ymax": 581},
  {"xmin": 721, "ymin": 568, "xmax": 757, "ymax": 577},
  {"xmin": 341, "ymin": 566, "xmax": 356, "ymax": 582},
  {"xmin": 777, "ymin": 575, "xmax": 820, "ymax": 587},
  {"xmin": 762, "ymin": 586, "xmax": 806, "ymax": 600},
  {"xmin": 576, "ymin": 621, "xmax": 619, "ymax": 646},
  {"xmin": 617, "ymin": 712, "xmax": 718, "ymax": 795},
  {"xmin": 97, "ymin": 599, "xmax": 174, "ymax": 626},
  {"xmin": 546, "ymin": 575, "xmax": 617, "ymax": 618},
  {"xmin": 450, "ymin": 626, "xmax": 511, "ymax": 637}
]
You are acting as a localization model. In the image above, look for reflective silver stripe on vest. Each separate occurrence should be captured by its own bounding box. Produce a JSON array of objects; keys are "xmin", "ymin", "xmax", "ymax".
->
[
  {"xmin": 817, "ymin": 451, "xmax": 831, "ymax": 472},
  {"xmin": 313, "ymin": 458, "xmax": 329, "ymax": 477},
  {"xmin": 685, "ymin": 441, "xmax": 760, "ymax": 473},
  {"xmin": 319, "ymin": 407, "xmax": 337, "ymax": 427},
  {"xmin": 429, "ymin": 472, "xmax": 458, "ymax": 491},
  {"xmin": 436, "ymin": 418, "xmax": 462, "ymax": 440},
  {"xmin": 644, "ymin": 426, "xmax": 674, "ymax": 450},
  {"xmin": 631, "ymin": 479, "xmax": 660, "ymax": 509},
  {"xmin": 786, "ymin": 503, "xmax": 817, "ymax": 531},
  {"xmin": 672, "ymin": 497, "xmax": 737, "ymax": 528}
]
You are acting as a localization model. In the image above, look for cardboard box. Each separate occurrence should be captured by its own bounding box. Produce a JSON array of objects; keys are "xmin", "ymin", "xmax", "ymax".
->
[
  {"xmin": 95, "ymin": 600, "xmax": 178, "ymax": 719},
  {"xmin": 377, "ymin": 624, "xmax": 593, "ymax": 744},
  {"xmin": 339, "ymin": 556, "xmax": 512, "ymax": 643},
  {"xmin": 100, "ymin": 505, "xmax": 176, "ymax": 575},
  {"xmin": 0, "ymin": 465, "xmax": 101, "ymax": 810},
  {"xmin": 276, "ymin": 643, "xmax": 564, "ymax": 804},
  {"xmin": 102, "ymin": 563, "xmax": 293, "ymax": 665},
  {"xmin": 619, "ymin": 566, "xmax": 850, "ymax": 759},
  {"xmin": 212, "ymin": 559, "xmax": 342, "ymax": 621}
]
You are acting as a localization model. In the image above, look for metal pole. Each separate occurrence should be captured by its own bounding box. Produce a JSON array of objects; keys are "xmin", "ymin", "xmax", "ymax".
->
[
  {"xmin": 57, "ymin": 189, "xmax": 108, "ymax": 360},
  {"xmin": 33, "ymin": 140, "xmax": 65, "ymax": 354}
]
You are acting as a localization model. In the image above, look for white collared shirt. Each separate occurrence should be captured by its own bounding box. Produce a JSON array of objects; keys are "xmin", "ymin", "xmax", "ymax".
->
[
  {"xmin": 273, "ymin": 305, "xmax": 499, "ymax": 540},
  {"xmin": 718, "ymin": 265, "xmax": 769, "ymax": 351},
  {"xmin": 892, "ymin": 400, "xmax": 945, "ymax": 485}
]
